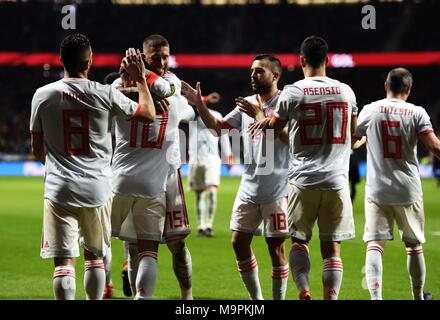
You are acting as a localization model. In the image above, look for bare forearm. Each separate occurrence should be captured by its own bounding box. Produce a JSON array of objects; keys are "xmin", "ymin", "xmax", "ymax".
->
[
  {"xmin": 33, "ymin": 147, "xmax": 45, "ymax": 164},
  {"xmin": 195, "ymin": 101, "xmax": 222, "ymax": 135},
  {"xmin": 279, "ymin": 127, "xmax": 289, "ymax": 144},
  {"xmin": 136, "ymin": 79, "xmax": 156, "ymax": 123}
]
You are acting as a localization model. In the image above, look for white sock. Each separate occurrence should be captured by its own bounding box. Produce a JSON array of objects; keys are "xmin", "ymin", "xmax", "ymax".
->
[
  {"xmin": 406, "ymin": 246, "xmax": 426, "ymax": 300},
  {"xmin": 103, "ymin": 247, "xmax": 112, "ymax": 285},
  {"xmin": 206, "ymin": 187, "xmax": 217, "ymax": 229},
  {"xmin": 53, "ymin": 265, "xmax": 76, "ymax": 300},
  {"xmin": 84, "ymin": 260, "xmax": 106, "ymax": 300},
  {"xmin": 365, "ymin": 243, "xmax": 384, "ymax": 300},
  {"xmin": 196, "ymin": 192, "xmax": 206, "ymax": 230},
  {"xmin": 322, "ymin": 257, "xmax": 343, "ymax": 300},
  {"xmin": 128, "ymin": 243, "xmax": 139, "ymax": 297},
  {"xmin": 167, "ymin": 240, "xmax": 193, "ymax": 300},
  {"xmin": 135, "ymin": 251, "xmax": 158, "ymax": 300},
  {"xmin": 237, "ymin": 255, "xmax": 263, "ymax": 300},
  {"xmin": 272, "ymin": 264, "xmax": 289, "ymax": 300},
  {"xmin": 289, "ymin": 243, "xmax": 311, "ymax": 299}
]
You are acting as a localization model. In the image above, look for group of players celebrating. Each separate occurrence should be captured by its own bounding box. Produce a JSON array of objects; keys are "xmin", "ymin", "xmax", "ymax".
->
[{"xmin": 30, "ymin": 32, "xmax": 440, "ymax": 300}]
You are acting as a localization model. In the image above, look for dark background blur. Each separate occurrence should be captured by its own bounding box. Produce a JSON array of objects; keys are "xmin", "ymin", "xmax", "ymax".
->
[{"xmin": 1, "ymin": 0, "xmax": 439, "ymax": 157}]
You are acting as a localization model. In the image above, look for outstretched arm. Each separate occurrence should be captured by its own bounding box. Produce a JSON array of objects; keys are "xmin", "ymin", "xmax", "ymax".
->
[
  {"xmin": 420, "ymin": 132, "xmax": 440, "ymax": 160},
  {"xmin": 181, "ymin": 81, "xmax": 231, "ymax": 135}
]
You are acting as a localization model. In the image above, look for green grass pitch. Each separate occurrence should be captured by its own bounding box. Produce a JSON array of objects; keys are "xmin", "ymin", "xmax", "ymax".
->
[{"xmin": 0, "ymin": 176, "xmax": 439, "ymax": 300}]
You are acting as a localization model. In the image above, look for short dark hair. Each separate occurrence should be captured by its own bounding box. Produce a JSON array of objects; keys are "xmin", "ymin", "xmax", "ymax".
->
[
  {"xmin": 60, "ymin": 33, "xmax": 91, "ymax": 74},
  {"xmin": 254, "ymin": 54, "xmax": 282, "ymax": 76},
  {"xmin": 143, "ymin": 34, "xmax": 169, "ymax": 49},
  {"xmin": 103, "ymin": 72, "xmax": 120, "ymax": 85},
  {"xmin": 386, "ymin": 68, "xmax": 413, "ymax": 94},
  {"xmin": 300, "ymin": 36, "xmax": 328, "ymax": 69}
]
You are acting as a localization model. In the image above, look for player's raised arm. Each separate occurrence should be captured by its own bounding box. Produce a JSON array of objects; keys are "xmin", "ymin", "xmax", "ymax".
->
[
  {"xmin": 419, "ymin": 132, "xmax": 440, "ymax": 159},
  {"xmin": 181, "ymin": 80, "xmax": 230, "ymax": 135},
  {"xmin": 122, "ymin": 49, "xmax": 156, "ymax": 123}
]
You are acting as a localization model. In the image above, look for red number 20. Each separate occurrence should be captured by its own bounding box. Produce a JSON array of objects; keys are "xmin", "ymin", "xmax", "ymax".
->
[{"xmin": 299, "ymin": 102, "xmax": 349, "ymax": 145}]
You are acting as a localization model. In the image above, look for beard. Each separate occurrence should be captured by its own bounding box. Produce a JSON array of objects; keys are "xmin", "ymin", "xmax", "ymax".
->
[{"xmin": 252, "ymin": 82, "xmax": 272, "ymax": 95}]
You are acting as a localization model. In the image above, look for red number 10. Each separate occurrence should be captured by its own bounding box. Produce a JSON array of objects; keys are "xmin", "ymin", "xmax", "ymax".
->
[{"xmin": 130, "ymin": 111, "xmax": 169, "ymax": 149}]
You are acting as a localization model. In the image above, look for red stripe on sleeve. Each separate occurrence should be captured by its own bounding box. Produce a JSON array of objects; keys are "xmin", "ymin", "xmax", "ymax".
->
[
  {"xmin": 417, "ymin": 129, "xmax": 434, "ymax": 136},
  {"xmin": 146, "ymin": 72, "xmax": 160, "ymax": 88}
]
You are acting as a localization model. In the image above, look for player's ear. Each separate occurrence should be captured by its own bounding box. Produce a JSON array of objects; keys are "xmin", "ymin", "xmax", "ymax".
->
[
  {"xmin": 59, "ymin": 56, "xmax": 65, "ymax": 68},
  {"xmin": 325, "ymin": 56, "xmax": 329, "ymax": 66},
  {"xmin": 300, "ymin": 56, "xmax": 306, "ymax": 68}
]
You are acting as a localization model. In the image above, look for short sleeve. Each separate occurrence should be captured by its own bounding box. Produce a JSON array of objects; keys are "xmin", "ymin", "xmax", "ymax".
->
[
  {"xmin": 109, "ymin": 86, "xmax": 139, "ymax": 119},
  {"xmin": 344, "ymin": 84, "xmax": 358, "ymax": 116},
  {"xmin": 274, "ymin": 85, "xmax": 301, "ymax": 120},
  {"xmin": 223, "ymin": 107, "xmax": 242, "ymax": 129},
  {"xmin": 30, "ymin": 90, "xmax": 43, "ymax": 133},
  {"xmin": 353, "ymin": 104, "xmax": 372, "ymax": 138},
  {"xmin": 416, "ymin": 107, "xmax": 433, "ymax": 135}
]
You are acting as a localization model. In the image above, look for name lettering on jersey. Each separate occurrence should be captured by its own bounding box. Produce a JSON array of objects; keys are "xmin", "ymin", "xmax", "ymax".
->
[
  {"xmin": 380, "ymin": 106, "xmax": 414, "ymax": 117},
  {"xmin": 303, "ymin": 86, "xmax": 341, "ymax": 96},
  {"xmin": 62, "ymin": 91, "xmax": 87, "ymax": 102}
]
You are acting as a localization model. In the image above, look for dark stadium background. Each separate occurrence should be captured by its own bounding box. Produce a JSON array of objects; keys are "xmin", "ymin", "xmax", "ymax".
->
[{"xmin": 1, "ymin": 0, "xmax": 440, "ymax": 161}]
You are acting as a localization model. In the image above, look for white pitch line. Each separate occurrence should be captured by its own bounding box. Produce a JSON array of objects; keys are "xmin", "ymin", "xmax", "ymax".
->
[{"xmin": 430, "ymin": 231, "xmax": 440, "ymax": 236}]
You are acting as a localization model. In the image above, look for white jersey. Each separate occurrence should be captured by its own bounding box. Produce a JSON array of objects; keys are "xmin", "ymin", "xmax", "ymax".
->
[
  {"xmin": 354, "ymin": 98, "xmax": 433, "ymax": 205},
  {"xmin": 112, "ymin": 72, "xmax": 195, "ymax": 199},
  {"xmin": 223, "ymin": 92, "xmax": 289, "ymax": 204},
  {"xmin": 275, "ymin": 76, "xmax": 357, "ymax": 190},
  {"xmin": 30, "ymin": 78, "xmax": 139, "ymax": 207},
  {"xmin": 188, "ymin": 109, "xmax": 232, "ymax": 165}
]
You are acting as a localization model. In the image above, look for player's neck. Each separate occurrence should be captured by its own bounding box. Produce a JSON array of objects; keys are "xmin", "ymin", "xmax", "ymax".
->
[
  {"xmin": 303, "ymin": 66, "xmax": 326, "ymax": 78},
  {"xmin": 386, "ymin": 93, "xmax": 408, "ymax": 101},
  {"xmin": 64, "ymin": 70, "xmax": 88, "ymax": 79},
  {"xmin": 258, "ymin": 86, "xmax": 279, "ymax": 104}
]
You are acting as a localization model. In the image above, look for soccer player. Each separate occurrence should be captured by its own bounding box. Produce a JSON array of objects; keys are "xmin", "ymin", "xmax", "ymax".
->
[
  {"xmin": 30, "ymin": 34, "xmax": 155, "ymax": 300},
  {"xmin": 250, "ymin": 36, "xmax": 358, "ymax": 300},
  {"xmin": 111, "ymin": 35, "xmax": 195, "ymax": 300},
  {"xmin": 188, "ymin": 99, "xmax": 233, "ymax": 237},
  {"xmin": 181, "ymin": 54, "xmax": 290, "ymax": 300},
  {"xmin": 353, "ymin": 68, "xmax": 440, "ymax": 300}
]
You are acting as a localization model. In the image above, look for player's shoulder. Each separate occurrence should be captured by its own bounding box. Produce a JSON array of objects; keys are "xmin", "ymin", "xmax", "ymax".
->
[
  {"xmin": 280, "ymin": 82, "xmax": 303, "ymax": 99},
  {"xmin": 34, "ymin": 79, "xmax": 63, "ymax": 95},
  {"xmin": 163, "ymin": 70, "xmax": 180, "ymax": 82}
]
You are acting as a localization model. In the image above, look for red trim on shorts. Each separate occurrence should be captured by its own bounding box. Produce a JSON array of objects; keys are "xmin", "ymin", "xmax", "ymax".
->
[
  {"xmin": 177, "ymin": 169, "xmax": 190, "ymax": 227},
  {"xmin": 219, "ymin": 119, "xmax": 237, "ymax": 130}
]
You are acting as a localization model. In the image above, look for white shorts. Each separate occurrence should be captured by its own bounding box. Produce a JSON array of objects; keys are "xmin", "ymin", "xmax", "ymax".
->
[
  {"xmin": 230, "ymin": 196, "xmax": 289, "ymax": 238},
  {"xmin": 40, "ymin": 198, "xmax": 112, "ymax": 259},
  {"xmin": 363, "ymin": 198, "xmax": 425, "ymax": 244},
  {"xmin": 288, "ymin": 184, "xmax": 355, "ymax": 242},
  {"xmin": 111, "ymin": 193, "xmax": 166, "ymax": 242},
  {"xmin": 188, "ymin": 163, "xmax": 221, "ymax": 192},
  {"xmin": 164, "ymin": 168, "xmax": 191, "ymax": 242}
]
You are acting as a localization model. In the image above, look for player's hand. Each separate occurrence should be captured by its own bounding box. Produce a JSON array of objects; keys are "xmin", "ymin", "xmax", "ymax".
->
[
  {"xmin": 206, "ymin": 92, "xmax": 221, "ymax": 104},
  {"xmin": 226, "ymin": 154, "xmax": 233, "ymax": 170},
  {"xmin": 122, "ymin": 48, "xmax": 146, "ymax": 82},
  {"xmin": 235, "ymin": 95, "xmax": 264, "ymax": 120},
  {"xmin": 181, "ymin": 81, "xmax": 204, "ymax": 107},
  {"xmin": 152, "ymin": 93, "xmax": 169, "ymax": 113},
  {"xmin": 248, "ymin": 117, "xmax": 271, "ymax": 138}
]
